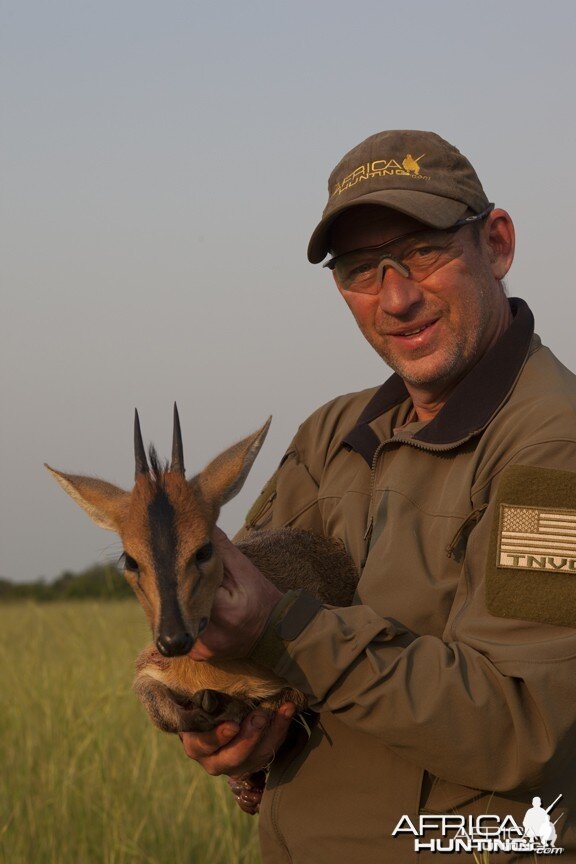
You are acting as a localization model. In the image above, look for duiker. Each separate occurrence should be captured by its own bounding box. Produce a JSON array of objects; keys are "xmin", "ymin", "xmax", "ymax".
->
[{"xmin": 46, "ymin": 406, "xmax": 357, "ymax": 734}]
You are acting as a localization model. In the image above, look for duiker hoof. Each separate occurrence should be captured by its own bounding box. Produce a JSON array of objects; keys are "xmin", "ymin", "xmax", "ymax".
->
[{"xmin": 178, "ymin": 689, "xmax": 255, "ymax": 733}]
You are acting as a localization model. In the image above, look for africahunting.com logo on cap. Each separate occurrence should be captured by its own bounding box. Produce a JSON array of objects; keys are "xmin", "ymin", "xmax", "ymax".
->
[
  {"xmin": 392, "ymin": 793, "xmax": 565, "ymax": 855},
  {"xmin": 330, "ymin": 153, "xmax": 431, "ymax": 197}
]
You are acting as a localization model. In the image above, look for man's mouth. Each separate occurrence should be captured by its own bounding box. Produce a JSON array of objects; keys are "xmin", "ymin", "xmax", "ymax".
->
[{"xmin": 389, "ymin": 318, "xmax": 440, "ymax": 338}]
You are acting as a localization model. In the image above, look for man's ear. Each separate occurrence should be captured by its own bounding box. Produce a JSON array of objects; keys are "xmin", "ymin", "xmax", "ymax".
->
[
  {"xmin": 44, "ymin": 465, "xmax": 129, "ymax": 532},
  {"xmin": 483, "ymin": 208, "xmax": 515, "ymax": 280},
  {"xmin": 196, "ymin": 418, "xmax": 272, "ymax": 510}
]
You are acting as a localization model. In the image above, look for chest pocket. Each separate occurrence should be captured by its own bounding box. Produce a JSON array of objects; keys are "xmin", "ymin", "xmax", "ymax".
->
[
  {"xmin": 446, "ymin": 505, "xmax": 488, "ymax": 562},
  {"xmin": 317, "ymin": 450, "xmax": 374, "ymax": 573},
  {"xmin": 245, "ymin": 450, "xmax": 325, "ymax": 535},
  {"xmin": 358, "ymin": 488, "xmax": 476, "ymax": 636}
]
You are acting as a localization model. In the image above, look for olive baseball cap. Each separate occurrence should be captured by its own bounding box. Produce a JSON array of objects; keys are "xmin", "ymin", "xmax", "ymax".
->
[{"xmin": 307, "ymin": 130, "xmax": 490, "ymax": 264}]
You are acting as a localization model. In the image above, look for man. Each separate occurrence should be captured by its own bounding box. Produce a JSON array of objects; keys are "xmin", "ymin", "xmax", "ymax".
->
[{"xmin": 182, "ymin": 130, "xmax": 576, "ymax": 862}]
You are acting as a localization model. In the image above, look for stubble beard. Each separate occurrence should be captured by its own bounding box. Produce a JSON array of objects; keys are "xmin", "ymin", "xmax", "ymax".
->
[
  {"xmin": 378, "ymin": 337, "xmax": 467, "ymax": 388},
  {"xmin": 369, "ymin": 289, "xmax": 494, "ymax": 389}
]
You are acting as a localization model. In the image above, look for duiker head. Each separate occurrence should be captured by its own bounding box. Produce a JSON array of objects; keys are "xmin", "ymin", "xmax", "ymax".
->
[{"xmin": 45, "ymin": 405, "xmax": 270, "ymax": 657}]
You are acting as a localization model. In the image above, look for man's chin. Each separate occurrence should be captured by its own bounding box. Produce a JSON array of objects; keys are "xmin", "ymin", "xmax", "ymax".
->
[{"xmin": 382, "ymin": 350, "xmax": 463, "ymax": 389}]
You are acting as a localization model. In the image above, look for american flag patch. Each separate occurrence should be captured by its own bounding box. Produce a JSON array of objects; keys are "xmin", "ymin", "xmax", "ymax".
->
[{"xmin": 498, "ymin": 504, "xmax": 576, "ymax": 572}]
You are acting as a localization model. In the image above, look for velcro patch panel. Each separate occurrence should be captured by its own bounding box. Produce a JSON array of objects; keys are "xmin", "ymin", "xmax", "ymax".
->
[{"xmin": 486, "ymin": 464, "xmax": 576, "ymax": 628}]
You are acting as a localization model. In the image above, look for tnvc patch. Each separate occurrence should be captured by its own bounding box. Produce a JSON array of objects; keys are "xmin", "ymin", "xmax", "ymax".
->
[
  {"xmin": 498, "ymin": 504, "xmax": 576, "ymax": 573},
  {"xmin": 486, "ymin": 464, "xmax": 576, "ymax": 628}
]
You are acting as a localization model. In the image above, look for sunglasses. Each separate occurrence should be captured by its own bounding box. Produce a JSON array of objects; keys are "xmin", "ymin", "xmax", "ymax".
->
[{"xmin": 324, "ymin": 204, "xmax": 494, "ymax": 294}]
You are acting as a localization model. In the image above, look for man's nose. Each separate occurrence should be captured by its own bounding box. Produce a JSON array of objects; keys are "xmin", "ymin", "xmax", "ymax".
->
[{"xmin": 376, "ymin": 265, "xmax": 422, "ymax": 316}]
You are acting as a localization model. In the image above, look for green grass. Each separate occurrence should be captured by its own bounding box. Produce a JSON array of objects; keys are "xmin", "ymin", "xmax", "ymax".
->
[{"xmin": 0, "ymin": 601, "xmax": 260, "ymax": 864}]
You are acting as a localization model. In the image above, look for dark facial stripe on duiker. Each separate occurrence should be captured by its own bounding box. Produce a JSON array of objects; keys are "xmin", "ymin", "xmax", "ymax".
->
[{"xmin": 147, "ymin": 487, "xmax": 183, "ymax": 633}]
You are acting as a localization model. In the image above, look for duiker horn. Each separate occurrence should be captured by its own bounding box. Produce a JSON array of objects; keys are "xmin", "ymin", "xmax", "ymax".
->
[
  {"xmin": 134, "ymin": 409, "xmax": 149, "ymax": 477},
  {"xmin": 170, "ymin": 402, "xmax": 185, "ymax": 475}
]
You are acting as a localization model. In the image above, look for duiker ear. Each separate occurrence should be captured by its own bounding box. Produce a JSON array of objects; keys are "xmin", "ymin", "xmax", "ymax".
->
[
  {"xmin": 44, "ymin": 465, "xmax": 129, "ymax": 532},
  {"xmin": 197, "ymin": 417, "xmax": 272, "ymax": 508}
]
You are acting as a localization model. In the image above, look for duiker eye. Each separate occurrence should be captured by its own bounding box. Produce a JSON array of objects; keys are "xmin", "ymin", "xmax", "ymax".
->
[
  {"xmin": 123, "ymin": 553, "xmax": 139, "ymax": 572},
  {"xmin": 195, "ymin": 542, "xmax": 214, "ymax": 564}
]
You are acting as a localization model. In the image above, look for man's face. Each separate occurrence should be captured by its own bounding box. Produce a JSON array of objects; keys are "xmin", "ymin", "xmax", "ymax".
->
[{"xmin": 329, "ymin": 205, "xmax": 511, "ymax": 391}]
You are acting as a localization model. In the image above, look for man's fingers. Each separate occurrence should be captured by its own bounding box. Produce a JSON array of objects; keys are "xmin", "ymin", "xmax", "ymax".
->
[
  {"xmin": 231, "ymin": 787, "xmax": 262, "ymax": 815},
  {"xmin": 198, "ymin": 712, "xmax": 271, "ymax": 776},
  {"xmin": 228, "ymin": 770, "xmax": 267, "ymax": 796},
  {"xmin": 277, "ymin": 701, "xmax": 297, "ymax": 722},
  {"xmin": 249, "ymin": 703, "xmax": 296, "ymax": 760},
  {"xmin": 181, "ymin": 722, "xmax": 240, "ymax": 760},
  {"xmin": 203, "ymin": 704, "xmax": 297, "ymax": 778},
  {"xmin": 228, "ymin": 769, "xmax": 267, "ymax": 816},
  {"xmin": 181, "ymin": 703, "xmax": 297, "ymax": 779},
  {"xmin": 213, "ymin": 527, "xmax": 240, "ymax": 571}
]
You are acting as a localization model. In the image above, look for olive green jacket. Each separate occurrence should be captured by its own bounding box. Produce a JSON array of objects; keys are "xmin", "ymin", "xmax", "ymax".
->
[{"xmin": 242, "ymin": 298, "xmax": 576, "ymax": 863}]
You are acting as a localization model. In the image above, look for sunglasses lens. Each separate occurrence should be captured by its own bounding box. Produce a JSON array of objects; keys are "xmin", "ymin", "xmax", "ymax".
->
[{"xmin": 332, "ymin": 236, "xmax": 464, "ymax": 294}]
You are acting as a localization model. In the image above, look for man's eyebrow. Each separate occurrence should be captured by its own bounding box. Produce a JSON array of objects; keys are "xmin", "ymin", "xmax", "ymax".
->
[
  {"xmin": 397, "ymin": 229, "xmax": 451, "ymax": 245},
  {"xmin": 353, "ymin": 232, "xmax": 440, "ymax": 255},
  {"xmin": 334, "ymin": 228, "xmax": 453, "ymax": 264}
]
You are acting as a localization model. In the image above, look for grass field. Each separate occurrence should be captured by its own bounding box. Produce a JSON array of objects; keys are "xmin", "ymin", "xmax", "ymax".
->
[{"xmin": 0, "ymin": 601, "xmax": 261, "ymax": 864}]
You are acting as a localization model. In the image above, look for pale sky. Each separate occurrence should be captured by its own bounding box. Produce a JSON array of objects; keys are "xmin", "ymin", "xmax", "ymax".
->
[{"xmin": 2, "ymin": 0, "xmax": 575, "ymax": 581}]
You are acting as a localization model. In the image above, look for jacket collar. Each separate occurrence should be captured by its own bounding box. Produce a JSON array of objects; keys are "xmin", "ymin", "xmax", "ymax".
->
[{"xmin": 342, "ymin": 298, "xmax": 535, "ymax": 465}]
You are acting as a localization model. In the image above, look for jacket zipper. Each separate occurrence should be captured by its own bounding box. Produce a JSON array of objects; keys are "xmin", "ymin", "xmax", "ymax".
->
[
  {"xmin": 362, "ymin": 440, "xmax": 391, "ymax": 566},
  {"xmin": 446, "ymin": 504, "xmax": 488, "ymax": 560}
]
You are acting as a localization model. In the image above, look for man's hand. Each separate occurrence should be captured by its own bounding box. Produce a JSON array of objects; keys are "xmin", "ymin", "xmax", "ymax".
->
[
  {"xmin": 227, "ymin": 772, "xmax": 267, "ymax": 815},
  {"xmin": 181, "ymin": 702, "xmax": 296, "ymax": 813},
  {"xmin": 181, "ymin": 530, "xmax": 294, "ymax": 810},
  {"xmin": 189, "ymin": 527, "xmax": 283, "ymax": 661}
]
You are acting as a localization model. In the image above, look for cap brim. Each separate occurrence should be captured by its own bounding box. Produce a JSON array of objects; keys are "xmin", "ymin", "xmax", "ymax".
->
[{"xmin": 307, "ymin": 190, "xmax": 470, "ymax": 264}]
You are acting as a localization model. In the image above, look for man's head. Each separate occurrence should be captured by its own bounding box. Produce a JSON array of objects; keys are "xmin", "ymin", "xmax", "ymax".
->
[{"xmin": 309, "ymin": 131, "xmax": 515, "ymax": 409}]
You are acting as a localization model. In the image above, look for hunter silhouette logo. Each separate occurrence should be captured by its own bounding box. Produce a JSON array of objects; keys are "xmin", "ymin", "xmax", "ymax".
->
[
  {"xmin": 523, "ymin": 796, "xmax": 563, "ymax": 849},
  {"xmin": 392, "ymin": 792, "xmax": 565, "ymax": 854},
  {"xmin": 331, "ymin": 153, "xmax": 429, "ymax": 196},
  {"xmin": 402, "ymin": 153, "xmax": 424, "ymax": 174}
]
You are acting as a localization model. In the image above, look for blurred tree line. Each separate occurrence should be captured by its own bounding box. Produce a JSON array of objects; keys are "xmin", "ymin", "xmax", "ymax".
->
[{"xmin": 0, "ymin": 564, "xmax": 134, "ymax": 601}]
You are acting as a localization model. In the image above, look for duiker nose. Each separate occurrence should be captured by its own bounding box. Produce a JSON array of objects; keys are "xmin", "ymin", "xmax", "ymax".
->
[{"xmin": 156, "ymin": 630, "xmax": 195, "ymax": 657}]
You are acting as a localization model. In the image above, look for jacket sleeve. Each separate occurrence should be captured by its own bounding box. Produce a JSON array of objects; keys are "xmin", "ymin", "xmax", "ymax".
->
[{"xmin": 249, "ymin": 437, "xmax": 576, "ymax": 793}]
